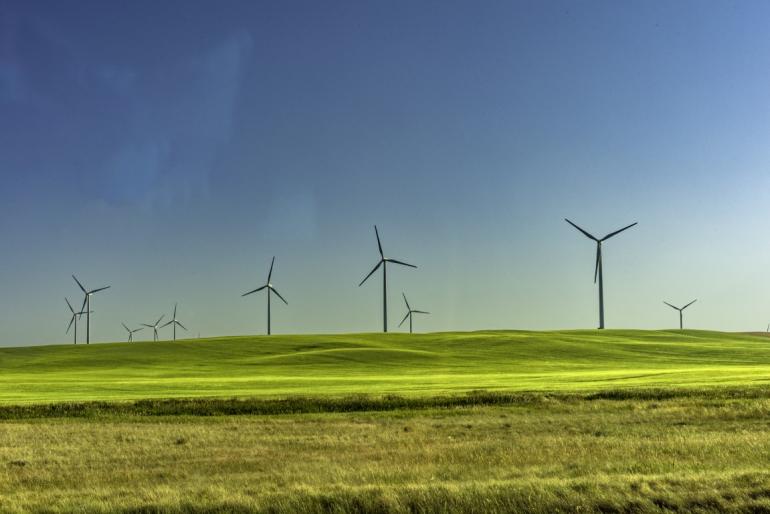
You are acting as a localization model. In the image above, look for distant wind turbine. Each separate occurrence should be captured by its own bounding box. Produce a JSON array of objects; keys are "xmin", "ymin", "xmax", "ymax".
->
[
  {"xmin": 242, "ymin": 257, "xmax": 288, "ymax": 335},
  {"xmin": 65, "ymin": 297, "xmax": 89, "ymax": 345},
  {"xmin": 399, "ymin": 293, "xmax": 429, "ymax": 334},
  {"xmin": 663, "ymin": 300, "xmax": 697, "ymax": 330},
  {"xmin": 161, "ymin": 303, "xmax": 187, "ymax": 341},
  {"xmin": 72, "ymin": 275, "xmax": 111, "ymax": 344},
  {"xmin": 121, "ymin": 323, "xmax": 143, "ymax": 342},
  {"xmin": 359, "ymin": 226, "xmax": 417, "ymax": 333},
  {"xmin": 565, "ymin": 219, "xmax": 637, "ymax": 329},
  {"xmin": 142, "ymin": 315, "xmax": 165, "ymax": 342}
]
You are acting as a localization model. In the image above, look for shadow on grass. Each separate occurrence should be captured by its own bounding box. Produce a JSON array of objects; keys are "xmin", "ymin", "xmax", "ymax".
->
[{"xmin": 4, "ymin": 386, "xmax": 770, "ymax": 420}]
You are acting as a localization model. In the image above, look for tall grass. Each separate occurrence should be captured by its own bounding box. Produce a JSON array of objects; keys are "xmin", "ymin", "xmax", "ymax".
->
[{"xmin": 3, "ymin": 396, "xmax": 770, "ymax": 513}]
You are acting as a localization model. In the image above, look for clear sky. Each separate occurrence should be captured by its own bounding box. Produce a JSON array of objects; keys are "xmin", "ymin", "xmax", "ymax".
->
[{"xmin": 2, "ymin": 0, "xmax": 770, "ymax": 346}]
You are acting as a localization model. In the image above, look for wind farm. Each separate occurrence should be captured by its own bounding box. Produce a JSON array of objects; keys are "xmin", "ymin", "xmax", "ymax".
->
[
  {"xmin": 14, "ymin": 220, "xmax": 763, "ymax": 513},
  {"xmin": 4, "ymin": 1, "xmax": 770, "ymax": 512}
]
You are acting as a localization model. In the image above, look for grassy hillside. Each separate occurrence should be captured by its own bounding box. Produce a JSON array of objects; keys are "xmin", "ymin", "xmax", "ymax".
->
[{"xmin": 2, "ymin": 330, "xmax": 770, "ymax": 403}]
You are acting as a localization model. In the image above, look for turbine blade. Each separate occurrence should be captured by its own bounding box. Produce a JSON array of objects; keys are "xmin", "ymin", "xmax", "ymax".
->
[
  {"xmin": 565, "ymin": 219, "xmax": 598, "ymax": 241},
  {"xmin": 663, "ymin": 301, "xmax": 679, "ymax": 311},
  {"xmin": 601, "ymin": 222, "xmax": 638, "ymax": 241},
  {"xmin": 161, "ymin": 320, "xmax": 173, "ymax": 328},
  {"xmin": 176, "ymin": 321, "xmax": 187, "ymax": 331},
  {"xmin": 268, "ymin": 256, "xmax": 275, "ymax": 283},
  {"xmin": 90, "ymin": 286, "xmax": 111, "ymax": 294},
  {"xmin": 65, "ymin": 297, "xmax": 75, "ymax": 314},
  {"xmin": 134, "ymin": 327, "xmax": 144, "ymax": 333},
  {"xmin": 358, "ymin": 260, "xmax": 383, "ymax": 286},
  {"xmin": 270, "ymin": 286, "xmax": 288, "ymax": 305},
  {"xmin": 388, "ymin": 259, "xmax": 416, "ymax": 269},
  {"xmin": 122, "ymin": 322, "xmax": 129, "ymax": 332},
  {"xmin": 594, "ymin": 245, "xmax": 601, "ymax": 284},
  {"xmin": 402, "ymin": 293, "xmax": 411, "ymax": 311},
  {"xmin": 156, "ymin": 315, "xmax": 165, "ymax": 326},
  {"xmin": 682, "ymin": 299, "xmax": 697, "ymax": 310},
  {"xmin": 66, "ymin": 316, "xmax": 74, "ymax": 334},
  {"xmin": 72, "ymin": 275, "xmax": 87, "ymax": 294},
  {"xmin": 173, "ymin": 303, "xmax": 177, "ymax": 318},
  {"xmin": 374, "ymin": 225, "xmax": 383, "ymax": 258},
  {"xmin": 399, "ymin": 311, "xmax": 410, "ymax": 327},
  {"xmin": 141, "ymin": 324, "xmax": 154, "ymax": 328},
  {"xmin": 242, "ymin": 284, "xmax": 268, "ymax": 296},
  {"xmin": 80, "ymin": 295, "xmax": 88, "ymax": 313},
  {"xmin": 413, "ymin": 310, "xmax": 430, "ymax": 315}
]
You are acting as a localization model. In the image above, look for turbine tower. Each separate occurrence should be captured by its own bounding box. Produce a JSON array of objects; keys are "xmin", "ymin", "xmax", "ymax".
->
[
  {"xmin": 663, "ymin": 300, "xmax": 697, "ymax": 330},
  {"xmin": 161, "ymin": 303, "xmax": 187, "ymax": 341},
  {"xmin": 565, "ymin": 219, "xmax": 637, "ymax": 329},
  {"xmin": 242, "ymin": 257, "xmax": 288, "ymax": 335},
  {"xmin": 399, "ymin": 293, "xmax": 429, "ymax": 334},
  {"xmin": 121, "ymin": 323, "xmax": 143, "ymax": 342},
  {"xmin": 72, "ymin": 275, "xmax": 111, "ymax": 344},
  {"xmin": 359, "ymin": 226, "xmax": 417, "ymax": 333},
  {"xmin": 65, "ymin": 298, "xmax": 89, "ymax": 345},
  {"xmin": 142, "ymin": 315, "xmax": 165, "ymax": 342}
]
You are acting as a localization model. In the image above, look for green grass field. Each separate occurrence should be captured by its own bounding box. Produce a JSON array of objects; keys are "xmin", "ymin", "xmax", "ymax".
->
[
  {"xmin": 2, "ymin": 330, "xmax": 770, "ymax": 403},
  {"xmin": 4, "ymin": 330, "xmax": 770, "ymax": 513}
]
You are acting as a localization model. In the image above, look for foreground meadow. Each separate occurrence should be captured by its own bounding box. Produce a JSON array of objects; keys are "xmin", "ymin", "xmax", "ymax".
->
[
  {"xmin": 3, "ymin": 392, "xmax": 770, "ymax": 513},
  {"xmin": 3, "ymin": 330, "xmax": 770, "ymax": 512}
]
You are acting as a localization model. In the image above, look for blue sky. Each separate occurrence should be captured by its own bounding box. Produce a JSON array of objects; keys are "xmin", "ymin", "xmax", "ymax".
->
[{"xmin": 2, "ymin": 0, "xmax": 770, "ymax": 345}]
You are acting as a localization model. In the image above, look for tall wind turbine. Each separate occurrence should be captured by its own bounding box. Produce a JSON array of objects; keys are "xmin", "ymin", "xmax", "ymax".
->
[
  {"xmin": 142, "ymin": 315, "xmax": 165, "ymax": 342},
  {"xmin": 399, "ymin": 293, "xmax": 429, "ymax": 334},
  {"xmin": 242, "ymin": 257, "xmax": 288, "ymax": 335},
  {"xmin": 663, "ymin": 299, "xmax": 697, "ymax": 330},
  {"xmin": 121, "ymin": 323, "xmax": 143, "ymax": 342},
  {"xmin": 161, "ymin": 303, "xmax": 187, "ymax": 341},
  {"xmin": 65, "ymin": 298, "xmax": 89, "ymax": 345},
  {"xmin": 72, "ymin": 275, "xmax": 111, "ymax": 344},
  {"xmin": 565, "ymin": 219, "xmax": 637, "ymax": 329},
  {"xmin": 359, "ymin": 226, "xmax": 417, "ymax": 333}
]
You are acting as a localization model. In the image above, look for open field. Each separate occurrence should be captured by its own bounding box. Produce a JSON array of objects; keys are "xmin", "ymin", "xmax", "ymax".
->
[
  {"xmin": 3, "ymin": 330, "xmax": 770, "ymax": 403},
  {"xmin": 4, "ymin": 394, "xmax": 770, "ymax": 513},
  {"xmin": 4, "ymin": 330, "xmax": 770, "ymax": 512}
]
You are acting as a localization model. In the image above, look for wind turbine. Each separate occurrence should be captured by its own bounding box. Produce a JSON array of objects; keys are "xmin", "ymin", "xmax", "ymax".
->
[
  {"xmin": 242, "ymin": 257, "xmax": 288, "ymax": 335},
  {"xmin": 663, "ymin": 300, "xmax": 697, "ymax": 330},
  {"xmin": 399, "ymin": 293, "xmax": 429, "ymax": 334},
  {"xmin": 72, "ymin": 275, "xmax": 110, "ymax": 344},
  {"xmin": 65, "ymin": 298, "xmax": 89, "ymax": 345},
  {"xmin": 142, "ymin": 315, "xmax": 165, "ymax": 342},
  {"xmin": 161, "ymin": 303, "xmax": 187, "ymax": 341},
  {"xmin": 121, "ymin": 323, "xmax": 143, "ymax": 342},
  {"xmin": 359, "ymin": 226, "xmax": 417, "ymax": 332},
  {"xmin": 565, "ymin": 219, "xmax": 637, "ymax": 330}
]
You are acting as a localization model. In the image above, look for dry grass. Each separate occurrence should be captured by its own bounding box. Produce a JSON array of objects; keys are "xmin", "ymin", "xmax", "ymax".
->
[{"xmin": 2, "ymin": 395, "xmax": 770, "ymax": 512}]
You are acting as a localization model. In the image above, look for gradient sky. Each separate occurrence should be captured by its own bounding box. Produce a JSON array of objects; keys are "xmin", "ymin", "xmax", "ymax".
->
[{"xmin": 2, "ymin": 0, "xmax": 770, "ymax": 346}]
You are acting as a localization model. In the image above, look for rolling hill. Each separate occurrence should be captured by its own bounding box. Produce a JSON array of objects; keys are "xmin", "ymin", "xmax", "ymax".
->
[{"xmin": 2, "ymin": 330, "xmax": 770, "ymax": 403}]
